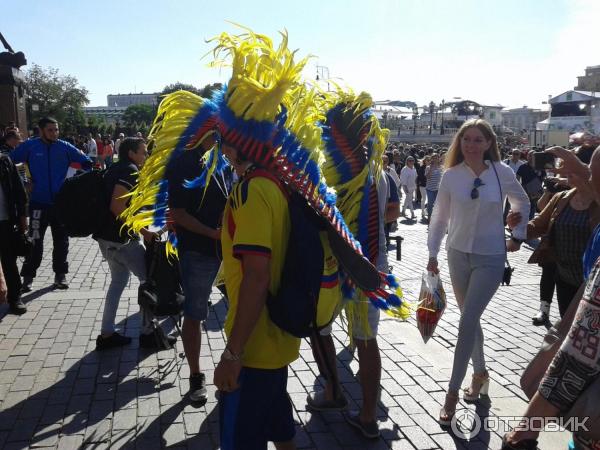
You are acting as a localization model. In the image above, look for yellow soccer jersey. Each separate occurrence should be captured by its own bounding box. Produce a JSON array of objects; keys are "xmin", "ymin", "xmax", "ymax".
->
[
  {"xmin": 221, "ymin": 175, "xmax": 300, "ymax": 369},
  {"xmin": 317, "ymin": 232, "xmax": 341, "ymax": 327}
]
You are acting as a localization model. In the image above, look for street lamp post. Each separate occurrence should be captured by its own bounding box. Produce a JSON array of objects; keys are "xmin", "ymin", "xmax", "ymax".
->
[
  {"xmin": 412, "ymin": 106, "xmax": 418, "ymax": 135},
  {"xmin": 428, "ymin": 101, "xmax": 435, "ymax": 135},
  {"xmin": 440, "ymin": 99, "xmax": 445, "ymax": 135}
]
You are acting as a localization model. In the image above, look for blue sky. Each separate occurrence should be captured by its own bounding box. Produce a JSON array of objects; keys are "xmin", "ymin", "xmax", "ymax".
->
[{"xmin": 7, "ymin": 0, "xmax": 597, "ymax": 108}]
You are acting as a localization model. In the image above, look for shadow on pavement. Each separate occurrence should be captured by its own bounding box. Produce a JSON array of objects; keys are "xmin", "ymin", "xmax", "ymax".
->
[{"xmin": 0, "ymin": 314, "xmax": 176, "ymax": 448}]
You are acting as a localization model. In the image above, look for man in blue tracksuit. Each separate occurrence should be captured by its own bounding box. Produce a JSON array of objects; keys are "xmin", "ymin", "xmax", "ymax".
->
[{"xmin": 10, "ymin": 117, "xmax": 92, "ymax": 291}]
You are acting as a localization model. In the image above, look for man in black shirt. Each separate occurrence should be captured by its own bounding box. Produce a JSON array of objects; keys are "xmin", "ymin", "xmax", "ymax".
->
[
  {"xmin": 94, "ymin": 137, "xmax": 162, "ymax": 351},
  {"xmin": 166, "ymin": 137, "xmax": 228, "ymax": 403}
]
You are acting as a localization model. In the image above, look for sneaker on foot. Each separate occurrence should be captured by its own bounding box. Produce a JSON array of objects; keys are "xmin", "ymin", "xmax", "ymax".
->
[
  {"xmin": 95, "ymin": 332, "xmax": 132, "ymax": 351},
  {"xmin": 532, "ymin": 311, "xmax": 549, "ymax": 326},
  {"xmin": 21, "ymin": 276, "xmax": 33, "ymax": 293},
  {"xmin": 53, "ymin": 274, "xmax": 69, "ymax": 290},
  {"xmin": 345, "ymin": 411, "xmax": 380, "ymax": 439},
  {"xmin": 307, "ymin": 390, "xmax": 348, "ymax": 411},
  {"xmin": 189, "ymin": 373, "xmax": 207, "ymax": 403},
  {"xmin": 139, "ymin": 332, "xmax": 177, "ymax": 349},
  {"xmin": 8, "ymin": 299, "xmax": 27, "ymax": 315}
]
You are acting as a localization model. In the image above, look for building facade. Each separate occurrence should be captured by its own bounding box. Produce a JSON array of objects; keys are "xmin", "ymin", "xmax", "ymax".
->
[
  {"xmin": 83, "ymin": 106, "xmax": 127, "ymax": 125},
  {"xmin": 575, "ymin": 65, "xmax": 600, "ymax": 92},
  {"xmin": 537, "ymin": 90, "xmax": 600, "ymax": 135},
  {"xmin": 106, "ymin": 93, "xmax": 159, "ymax": 107},
  {"xmin": 503, "ymin": 107, "xmax": 548, "ymax": 132}
]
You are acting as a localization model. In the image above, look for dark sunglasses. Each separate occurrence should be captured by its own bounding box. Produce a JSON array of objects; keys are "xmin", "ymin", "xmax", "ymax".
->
[{"xmin": 471, "ymin": 178, "xmax": 484, "ymax": 200}]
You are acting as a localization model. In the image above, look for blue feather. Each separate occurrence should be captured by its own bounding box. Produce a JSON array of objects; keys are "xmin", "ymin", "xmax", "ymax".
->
[
  {"xmin": 386, "ymin": 274, "xmax": 399, "ymax": 289},
  {"xmin": 386, "ymin": 294, "xmax": 402, "ymax": 307},
  {"xmin": 372, "ymin": 297, "xmax": 389, "ymax": 310}
]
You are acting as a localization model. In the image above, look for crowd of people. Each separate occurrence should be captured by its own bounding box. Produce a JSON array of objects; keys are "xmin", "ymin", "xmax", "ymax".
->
[
  {"xmin": 1, "ymin": 113, "xmax": 598, "ymax": 449},
  {"xmin": 1, "ymin": 36, "xmax": 600, "ymax": 450}
]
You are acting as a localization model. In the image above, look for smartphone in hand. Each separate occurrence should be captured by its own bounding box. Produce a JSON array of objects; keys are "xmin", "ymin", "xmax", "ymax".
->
[{"xmin": 532, "ymin": 152, "xmax": 556, "ymax": 170}]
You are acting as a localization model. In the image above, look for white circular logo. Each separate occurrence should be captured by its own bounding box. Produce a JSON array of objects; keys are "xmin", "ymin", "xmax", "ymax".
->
[{"xmin": 451, "ymin": 409, "xmax": 481, "ymax": 440}]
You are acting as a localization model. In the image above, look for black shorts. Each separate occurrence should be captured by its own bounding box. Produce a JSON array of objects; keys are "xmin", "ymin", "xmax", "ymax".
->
[{"xmin": 219, "ymin": 366, "xmax": 295, "ymax": 450}]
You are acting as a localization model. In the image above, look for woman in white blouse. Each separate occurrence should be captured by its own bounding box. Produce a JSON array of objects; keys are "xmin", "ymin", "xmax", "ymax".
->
[{"xmin": 426, "ymin": 119, "xmax": 530, "ymax": 426}]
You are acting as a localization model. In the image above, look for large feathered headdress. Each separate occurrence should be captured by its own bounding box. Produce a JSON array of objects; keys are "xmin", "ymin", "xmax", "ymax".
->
[{"xmin": 122, "ymin": 27, "xmax": 409, "ymax": 320}]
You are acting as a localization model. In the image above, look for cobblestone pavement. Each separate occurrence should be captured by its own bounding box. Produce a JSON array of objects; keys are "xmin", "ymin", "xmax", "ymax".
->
[{"xmin": 0, "ymin": 211, "xmax": 572, "ymax": 450}]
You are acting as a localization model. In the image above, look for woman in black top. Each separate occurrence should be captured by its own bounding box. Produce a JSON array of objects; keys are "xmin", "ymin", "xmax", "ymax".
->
[{"xmin": 94, "ymin": 137, "xmax": 166, "ymax": 351}]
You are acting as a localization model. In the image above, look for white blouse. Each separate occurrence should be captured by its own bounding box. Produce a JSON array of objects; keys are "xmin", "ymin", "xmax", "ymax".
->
[
  {"xmin": 399, "ymin": 166, "xmax": 417, "ymax": 190},
  {"xmin": 427, "ymin": 160, "xmax": 530, "ymax": 258}
]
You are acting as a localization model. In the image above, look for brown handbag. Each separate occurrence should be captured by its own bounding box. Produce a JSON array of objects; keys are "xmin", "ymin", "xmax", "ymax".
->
[
  {"xmin": 520, "ymin": 284, "xmax": 600, "ymax": 440},
  {"xmin": 526, "ymin": 235, "xmax": 556, "ymax": 265}
]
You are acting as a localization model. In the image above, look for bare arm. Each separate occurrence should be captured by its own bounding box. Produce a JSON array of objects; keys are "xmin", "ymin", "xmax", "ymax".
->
[
  {"xmin": 214, "ymin": 254, "xmax": 271, "ymax": 392},
  {"xmin": 0, "ymin": 261, "xmax": 7, "ymax": 303},
  {"xmin": 111, "ymin": 184, "xmax": 155, "ymax": 241}
]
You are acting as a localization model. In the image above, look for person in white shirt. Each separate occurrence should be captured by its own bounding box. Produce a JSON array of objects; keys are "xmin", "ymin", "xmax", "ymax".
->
[
  {"xmin": 114, "ymin": 133, "xmax": 125, "ymax": 157},
  {"xmin": 399, "ymin": 156, "xmax": 417, "ymax": 219},
  {"xmin": 426, "ymin": 119, "xmax": 529, "ymax": 426},
  {"xmin": 85, "ymin": 133, "xmax": 97, "ymax": 163},
  {"xmin": 382, "ymin": 154, "xmax": 401, "ymax": 198},
  {"xmin": 505, "ymin": 148, "xmax": 525, "ymax": 173}
]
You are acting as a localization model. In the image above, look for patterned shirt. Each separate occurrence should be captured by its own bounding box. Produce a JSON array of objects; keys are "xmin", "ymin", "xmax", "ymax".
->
[
  {"xmin": 425, "ymin": 166, "xmax": 443, "ymax": 191},
  {"xmin": 539, "ymin": 254, "xmax": 600, "ymax": 449},
  {"xmin": 552, "ymin": 205, "xmax": 591, "ymax": 287}
]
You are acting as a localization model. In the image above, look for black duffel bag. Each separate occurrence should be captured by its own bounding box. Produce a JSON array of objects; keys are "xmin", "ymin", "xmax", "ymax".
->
[{"xmin": 138, "ymin": 240, "xmax": 184, "ymax": 317}]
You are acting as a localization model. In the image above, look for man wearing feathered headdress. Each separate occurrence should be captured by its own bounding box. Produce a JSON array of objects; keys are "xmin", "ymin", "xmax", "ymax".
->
[{"xmin": 122, "ymin": 27, "xmax": 410, "ymax": 449}]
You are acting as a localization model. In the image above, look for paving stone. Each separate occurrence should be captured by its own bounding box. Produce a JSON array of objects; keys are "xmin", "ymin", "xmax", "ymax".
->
[
  {"xmin": 112, "ymin": 408, "xmax": 137, "ymax": 430},
  {"xmin": 0, "ymin": 221, "xmax": 575, "ymax": 450},
  {"xmin": 56, "ymin": 434, "xmax": 84, "ymax": 450},
  {"xmin": 7, "ymin": 418, "xmax": 38, "ymax": 443},
  {"xmin": 30, "ymin": 423, "xmax": 61, "ymax": 448}
]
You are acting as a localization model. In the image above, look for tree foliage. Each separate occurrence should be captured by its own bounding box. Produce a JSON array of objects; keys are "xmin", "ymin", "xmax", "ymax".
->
[
  {"xmin": 25, "ymin": 63, "xmax": 89, "ymax": 135},
  {"xmin": 161, "ymin": 82, "xmax": 202, "ymax": 96},
  {"xmin": 160, "ymin": 82, "xmax": 223, "ymax": 99},
  {"xmin": 122, "ymin": 104, "xmax": 155, "ymax": 127}
]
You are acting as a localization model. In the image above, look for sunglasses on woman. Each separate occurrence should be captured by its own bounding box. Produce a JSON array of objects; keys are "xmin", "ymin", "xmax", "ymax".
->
[{"xmin": 471, "ymin": 178, "xmax": 484, "ymax": 199}]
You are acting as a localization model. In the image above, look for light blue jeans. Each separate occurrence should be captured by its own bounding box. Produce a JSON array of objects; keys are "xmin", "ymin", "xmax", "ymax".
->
[
  {"xmin": 426, "ymin": 189, "xmax": 438, "ymax": 220},
  {"xmin": 97, "ymin": 238, "xmax": 153, "ymax": 335},
  {"xmin": 447, "ymin": 248, "xmax": 504, "ymax": 392}
]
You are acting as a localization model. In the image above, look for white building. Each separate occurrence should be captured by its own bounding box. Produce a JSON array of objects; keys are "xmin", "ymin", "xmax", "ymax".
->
[
  {"xmin": 537, "ymin": 90, "xmax": 600, "ymax": 135},
  {"xmin": 107, "ymin": 93, "xmax": 159, "ymax": 108},
  {"xmin": 503, "ymin": 106, "xmax": 549, "ymax": 132},
  {"xmin": 83, "ymin": 106, "xmax": 127, "ymax": 125}
]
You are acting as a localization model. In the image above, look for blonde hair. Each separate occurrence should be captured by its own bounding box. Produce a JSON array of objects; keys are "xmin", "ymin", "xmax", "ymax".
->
[{"xmin": 445, "ymin": 119, "xmax": 501, "ymax": 169}]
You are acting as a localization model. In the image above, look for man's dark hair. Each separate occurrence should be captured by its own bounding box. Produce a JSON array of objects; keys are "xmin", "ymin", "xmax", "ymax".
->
[
  {"xmin": 118, "ymin": 137, "xmax": 145, "ymax": 161},
  {"xmin": 38, "ymin": 117, "xmax": 58, "ymax": 129}
]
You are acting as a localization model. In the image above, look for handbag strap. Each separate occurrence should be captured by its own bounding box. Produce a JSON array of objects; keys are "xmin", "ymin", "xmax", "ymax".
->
[{"xmin": 490, "ymin": 162, "xmax": 512, "ymax": 269}]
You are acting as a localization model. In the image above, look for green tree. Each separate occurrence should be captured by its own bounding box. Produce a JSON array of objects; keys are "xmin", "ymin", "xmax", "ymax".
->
[
  {"xmin": 160, "ymin": 82, "xmax": 223, "ymax": 99},
  {"xmin": 122, "ymin": 104, "xmax": 155, "ymax": 128},
  {"xmin": 86, "ymin": 115, "xmax": 107, "ymax": 135},
  {"xmin": 105, "ymin": 123, "xmax": 115, "ymax": 138},
  {"xmin": 199, "ymin": 82, "xmax": 223, "ymax": 98},
  {"xmin": 25, "ymin": 63, "xmax": 89, "ymax": 135},
  {"xmin": 138, "ymin": 122, "xmax": 149, "ymax": 138},
  {"xmin": 161, "ymin": 82, "xmax": 201, "ymax": 96}
]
